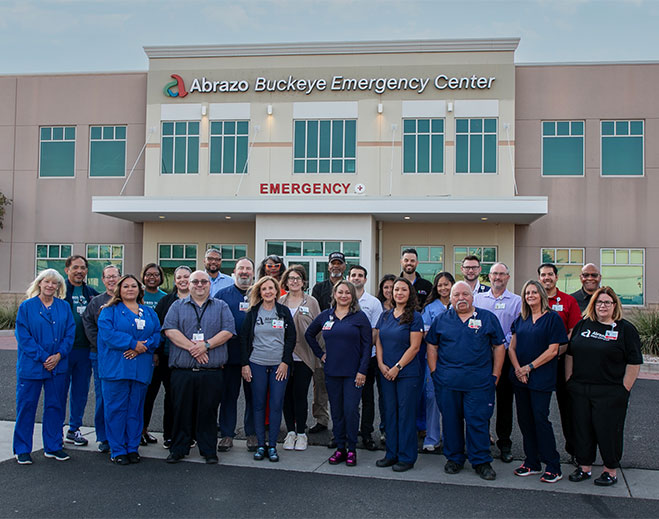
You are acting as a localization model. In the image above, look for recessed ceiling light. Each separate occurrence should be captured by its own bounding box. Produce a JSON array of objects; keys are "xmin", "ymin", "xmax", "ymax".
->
[
  {"xmin": 225, "ymin": 216, "xmax": 232, "ymax": 220},
  {"xmin": 158, "ymin": 215, "xmax": 166, "ymax": 219},
  {"xmin": 481, "ymin": 217, "xmax": 488, "ymax": 221},
  {"xmin": 404, "ymin": 216, "xmax": 411, "ymax": 220}
]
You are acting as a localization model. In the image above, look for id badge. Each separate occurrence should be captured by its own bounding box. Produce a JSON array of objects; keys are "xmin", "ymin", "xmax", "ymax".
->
[
  {"xmin": 552, "ymin": 304, "xmax": 564, "ymax": 312},
  {"xmin": 605, "ymin": 330, "xmax": 618, "ymax": 340},
  {"xmin": 495, "ymin": 302, "xmax": 506, "ymax": 310},
  {"xmin": 135, "ymin": 318, "xmax": 146, "ymax": 330},
  {"xmin": 193, "ymin": 333, "xmax": 205, "ymax": 341},
  {"xmin": 468, "ymin": 319, "xmax": 482, "ymax": 330},
  {"xmin": 424, "ymin": 324, "xmax": 431, "ymax": 333},
  {"xmin": 272, "ymin": 319, "xmax": 284, "ymax": 329},
  {"xmin": 77, "ymin": 306, "xmax": 86, "ymax": 315},
  {"xmin": 239, "ymin": 302, "xmax": 249, "ymax": 312},
  {"xmin": 322, "ymin": 320, "xmax": 335, "ymax": 331},
  {"xmin": 299, "ymin": 306, "xmax": 310, "ymax": 315}
]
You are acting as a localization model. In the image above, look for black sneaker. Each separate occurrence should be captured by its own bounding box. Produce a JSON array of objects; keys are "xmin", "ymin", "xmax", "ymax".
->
[
  {"xmin": 65, "ymin": 429, "xmax": 88, "ymax": 447},
  {"xmin": 127, "ymin": 452, "xmax": 141, "ymax": 464},
  {"xmin": 568, "ymin": 468, "xmax": 592, "ymax": 482},
  {"xmin": 500, "ymin": 448, "xmax": 513, "ymax": 463},
  {"xmin": 44, "ymin": 449, "xmax": 70, "ymax": 461},
  {"xmin": 474, "ymin": 462, "xmax": 497, "ymax": 481},
  {"xmin": 205, "ymin": 455, "xmax": 219, "ymax": 464},
  {"xmin": 111, "ymin": 455, "xmax": 129, "ymax": 465},
  {"xmin": 166, "ymin": 453, "xmax": 184, "ymax": 464},
  {"xmin": 15, "ymin": 453, "xmax": 33, "ymax": 465},
  {"xmin": 594, "ymin": 471, "xmax": 617, "ymax": 486},
  {"xmin": 444, "ymin": 460, "xmax": 463, "ymax": 474},
  {"xmin": 361, "ymin": 435, "xmax": 377, "ymax": 451}
]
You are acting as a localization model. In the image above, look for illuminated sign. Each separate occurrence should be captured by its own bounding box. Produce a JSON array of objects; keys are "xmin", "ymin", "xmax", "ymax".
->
[
  {"xmin": 166, "ymin": 74, "xmax": 496, "ymax": 97},
  {"xmin": 260, "ymin": 182, "xmax": 353, "ymax": 195}
]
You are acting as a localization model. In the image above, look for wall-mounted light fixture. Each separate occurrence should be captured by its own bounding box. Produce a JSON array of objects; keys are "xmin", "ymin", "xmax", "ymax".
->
[
  {"xmin": 377, "ymin": 103, "xmax": 383, "ymax": 114},
  {"xmin": 447, "ymin": 102, "xmax": 453, "ymax": 113},
  {"xmin": 201, "ymin": 103, "xmax": 208, "ymax": 117},
  {"xmin": 267, "ymin": 104, "xmax": 273, "ymax": 116}
]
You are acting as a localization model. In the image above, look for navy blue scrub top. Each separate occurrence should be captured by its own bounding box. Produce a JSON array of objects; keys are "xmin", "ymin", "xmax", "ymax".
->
[
  {"xmin": 426, "ymin": 307, "xmax": 505, "ymax": 391},
  {"xmin": 510, "ymin": 311, "xmax": 568, "ymax": 392},
  {"xmin": 376, "ymin": 310, "xmax": 425, "ymax": 378}
]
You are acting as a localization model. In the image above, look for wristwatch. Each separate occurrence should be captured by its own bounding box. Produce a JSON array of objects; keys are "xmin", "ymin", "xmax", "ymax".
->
[
  {"xmin": 528, "ymin": 363, "xmax": 534, "ymax": 371},
  {"xmin": 204, "ymin": 341, "xmax": 211, "ymax": 351},
  {"xmin": 395, "ymin": 362, "xmax": 403, "ymax": 371}
]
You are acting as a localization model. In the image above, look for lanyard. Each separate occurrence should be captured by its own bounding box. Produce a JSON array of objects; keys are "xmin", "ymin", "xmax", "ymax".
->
[{"xmin": 191, "ymin": 300, "xmax": 210, "ymax": 332}]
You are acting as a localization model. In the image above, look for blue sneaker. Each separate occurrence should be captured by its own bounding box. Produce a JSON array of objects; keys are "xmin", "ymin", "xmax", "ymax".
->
[
  {"xmin": 98, "ymin": 441, "xmax": 110, "ymax": 453},
  {"xmin": 15, "ymin": 453, "xmax": 33, "ymax": 465},
  {"xmin": 268, "ymin": 447, "xmax": 279, "ymax": 462},
  {"xmin": 44, "ymin": 449, "xmax": 70, "ymax": 461},
  {"xmin": 65, "ymin": 429, "xmax": 88, "ymax": 446},
  {"xmin": 254, "ymin": 446, "xmax": 266, "ymax": 461}
]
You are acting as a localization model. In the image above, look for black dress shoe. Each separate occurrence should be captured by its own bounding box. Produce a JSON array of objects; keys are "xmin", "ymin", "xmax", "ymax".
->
[
  {"xmin": 327, "ymin": 438, "xmax": 337, "ymax": 449},
  {"xmin": 376, "ymin": 457, "xmax": 397, "ymax": 468},
  {"xmin": 112, "ymin": 455, "xmax": 129, "ymax": 466},
  {"xmin": 569, "ymin": 468, "xmax": 592, "ymax": 482},
  {"xmin": 143, "ymin": 432, "xmax": 158, "ymax": 444},
  {"xmin": 500, "ymin": 449, "xmax": 513, "ymax": 463},
  {"xmin": 474, "ymin": 462, "xmax": 497, "ymax": 481},
  {"xmin": 127, "ymin": 452, "xmax": 141, "ymax": 464},
  {"xmin": 392, "ymin": 462, "xmax": 414, "ymax": 472},
  {"xmin": 205, "ymin": 455, "xmax": 219, "ymax": 464},
  {"xmin": 444, "ymin": 460, "xmax": 463, "ymax": 474},
  {"xmin": 309, "ymin": 424, "xmax": 328, "ymax": 434},
  {"xmin": 166, "ymin": 453, "xmax": 184, "ymax": 464},
  {"xmin": 362, "ymin": 436, "xmax": 377, "ymax": 451},
  {"xmin": 594, "ymin": 471, "xmax": 617, "ymax": 486}
]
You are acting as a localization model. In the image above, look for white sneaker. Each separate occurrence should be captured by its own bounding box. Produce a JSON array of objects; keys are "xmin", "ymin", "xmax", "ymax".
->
[
  {"xmin": 294, "ymin": 433, "xmax": 308, "ymax": 451},
  {"xmin": 283, "ymin": 431, "xmax": 297, "ymax": 450}
]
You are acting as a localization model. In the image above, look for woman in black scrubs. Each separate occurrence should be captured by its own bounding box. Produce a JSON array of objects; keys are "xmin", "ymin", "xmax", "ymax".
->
[{"xmin": 566, "ymin": 287, "xmax": 643, "ymax": 487}]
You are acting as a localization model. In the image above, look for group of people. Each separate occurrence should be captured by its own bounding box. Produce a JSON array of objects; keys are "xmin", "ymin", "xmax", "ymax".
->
[{"xmin": 13, "ymin": 248, "xmax": 643, "ymax": 487}]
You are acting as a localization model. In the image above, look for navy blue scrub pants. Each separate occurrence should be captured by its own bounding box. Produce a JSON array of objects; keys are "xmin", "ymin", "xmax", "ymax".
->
[
  {"xmin": 14, "ymin": 374, "xmax": 68, "ymax": 455},
  {"xmin": 90, "ymin": 355, "xmax": 107, "ymax": 443},
  {"xmin": 435, "ymin": 376, "xmax": 495, "ymax": 466},
  {"xmin": 102, "ymin": 379, "xmax": 148, "ymax": 457},
  {"xmin": 219, "ymin": 364, "xmax": 255, "ymax": 438},
  {"xmin": 380, "ymin": 374, "xmax": 419, "ymax": 464},
  {"xmin": 66, "ymin": 347, "xmax": 92, "ymax": 431},
  {"xmin": 513, "ymin": 385, "xmax": 561, "ymax": 474},
  {"xmin": 250, "ymin": 362, "xmax": 288, "ymax": 447},
  {"xmin": 325, "ymin": 374, "xmax": 362, "ymax": 451}
]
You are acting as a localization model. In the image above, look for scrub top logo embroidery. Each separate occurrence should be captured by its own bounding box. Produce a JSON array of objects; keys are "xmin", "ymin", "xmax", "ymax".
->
[{"xmin": 163, "ymin": 74, "xmax": 188, "ymax": 98}]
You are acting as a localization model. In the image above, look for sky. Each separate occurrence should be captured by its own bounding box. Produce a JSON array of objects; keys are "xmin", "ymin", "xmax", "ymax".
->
[{"xmin": 0, "ymin": 0, "xmax": 657, "ymax": 74}]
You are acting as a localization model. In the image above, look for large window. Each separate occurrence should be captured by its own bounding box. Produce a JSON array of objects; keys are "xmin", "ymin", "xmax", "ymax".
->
[
  {"xmin": 39, "ymin": 126, "xmax": 75, "ymax": 177},
  {"xmin": 161, "ymin": 121, "xmax": 199, "ymax": 174},
  {"xmin": 35, "ymin": 243, "xmax": 72, "ymax": 276},
  {"xmin": 541, "ymin": 248, "xmax": 584, "ymax": 293},
  {"xmin": 89, "ymin": 126, "xmax": 126, "ymax": 177},
  {"xmin": 455, "ymin": 118, "xmax": 497, "ymax": 174},
  {"xmin": 542, "ymin": 121, "xmax": 584, "ymax": 176},
  {"xmin": 402, "ymin": 119, "xmax": 444, "ymax": 174},
  {"xmin": 293, "ymin": 120, "xmax": 356, "ymax": 173},
  {"xmin": 401, "ymin": 246, "xmax": 444, "ymax": 282},
  {"xmin": 206, "ymin": 243, "xmax": 248, "ymax": 275},
  {"xmin": 601, "ymin": 248, "xmax": 644, "ymax": 305},
  {"xmin": 158, "ymin": 243, "xmax": 198, "ymax": 291},
  {"xmin": 601, "ymin": 120, "xmax": 644, "ymax": 176},
  {"xmin": 86, "ymin": 244, "xmax": 124, "ymax": 292},
  {"xmin": 209, "ymin": 121, "xmax": 249, "ymax": 174},
  {"xmin": 453, "ymin": 246, "xmax": 497, "ymax": 283}
]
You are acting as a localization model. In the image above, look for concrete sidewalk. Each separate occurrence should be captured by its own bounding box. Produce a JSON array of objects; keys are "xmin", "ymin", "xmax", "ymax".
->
[{"xmin": 2, "ymin": 420, "xmax": 657, "ymax": 501}]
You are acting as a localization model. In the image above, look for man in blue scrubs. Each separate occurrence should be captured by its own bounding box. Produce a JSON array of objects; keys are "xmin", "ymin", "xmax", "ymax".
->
[{"xmin": 426, "ymin": 281, "xmax": 505, "ymax": 480}]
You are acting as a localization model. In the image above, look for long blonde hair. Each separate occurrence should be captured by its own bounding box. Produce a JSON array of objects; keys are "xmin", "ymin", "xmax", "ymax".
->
[
  {"xmin": 520, "ymin": 280, "xmax": 549, "ymax": 320},
  {"xmin": 248, "ymin": 276, "xmax": 280, "ymax": 310},
  {"xmin": 26, "ymin": 269, "xmax": 66, "ymax": 299},
  {"xmin": 584, "ymin": 286, "xmax": 622, "ymax": 322}
]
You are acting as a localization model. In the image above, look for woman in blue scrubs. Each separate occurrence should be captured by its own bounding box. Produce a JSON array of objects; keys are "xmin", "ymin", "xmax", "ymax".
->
[
  {"xmin": 97, "ymin": 274, "xmax": 160, "ymax": 465},
  {"xmin": 305, "ymin": 280, "xmax": 371, "ymax": 467},
  {"xmin": 421, "ymin": 272, "xmax": 454, "ymax": 453},
  {"xmin": 508, "ymin": 280, "xmax": 567, "ymax": 483},
  {"xmin": 375, "ymin": 277, "xmax": 424, "ymax": 472},
  {"xmin": 14, "ymin": 269, "xmax": 75, "ymax": 464}
]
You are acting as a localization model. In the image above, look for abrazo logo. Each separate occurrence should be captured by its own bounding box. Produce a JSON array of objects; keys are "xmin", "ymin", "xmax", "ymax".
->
[{"xmin": 163, "ymin": 74, "xmax": 188, "ymax": 98}]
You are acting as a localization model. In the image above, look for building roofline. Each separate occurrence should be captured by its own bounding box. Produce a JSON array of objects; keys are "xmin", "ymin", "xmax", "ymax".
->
[
  {"xmin": 516, "ymin": 60, "xmax": 659, "ymax": 67},
  {"xmin": 0, "ymin": 70, "xmax": 147, "ymax": 78},
  {"xmin": 144, "ymin": 38, "xmax": 520, "ymax": 59}
]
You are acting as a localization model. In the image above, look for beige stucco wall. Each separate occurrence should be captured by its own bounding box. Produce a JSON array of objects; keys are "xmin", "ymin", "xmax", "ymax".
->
[
  {"xmin": 0, "ymin": 73, "xmax": 147, "ymax": 293},
  {"xmin": 514, "ymin": 64, "xmax": 659, "ymax": 302}
]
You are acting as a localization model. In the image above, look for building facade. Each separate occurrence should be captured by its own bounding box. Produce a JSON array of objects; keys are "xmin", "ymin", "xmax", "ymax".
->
[{"xmin": 0, "ymin": 39, "xmax": 654, "ymax": 305}]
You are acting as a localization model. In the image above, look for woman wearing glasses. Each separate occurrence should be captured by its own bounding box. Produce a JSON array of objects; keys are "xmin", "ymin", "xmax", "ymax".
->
[
  {"xmin": 279, "ymin": 265, "xmax": 321, "ymax": 451},
  {"xmin": 566, "ymin": 287, "xmax": 643, "ymax": 487}
]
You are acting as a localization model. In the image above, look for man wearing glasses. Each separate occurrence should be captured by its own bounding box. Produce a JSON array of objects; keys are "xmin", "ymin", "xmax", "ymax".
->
[
  {"xmin": 570, "ymin": 264, "xmax": 602, "ymax": 312},
  {"xmin": 162, "ymin": 271, "xmax": 236, "ymax": 464},
  {"xmin": 205, "ymin": 248, "xmax": 234, "ymax": 298},
  {"xmin": 461, "ymin": 256, "xmax": 491, "ymax": 296}
]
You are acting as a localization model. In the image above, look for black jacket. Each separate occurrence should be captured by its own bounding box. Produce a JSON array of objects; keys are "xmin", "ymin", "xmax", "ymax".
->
[{"xmin": 240, "ymin": 301, "xmax": 296, "ymax": 367}]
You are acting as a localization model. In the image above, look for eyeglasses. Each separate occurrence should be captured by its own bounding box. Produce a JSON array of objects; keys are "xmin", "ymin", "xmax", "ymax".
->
[
  {"xmin": 489, "ymin": 272, "xmax": 508, "ymax": 277},
  {"xmin": 190, "ymin": 279, "xmax": 210, "ymax": 286},
  {"xmin": 103, "ymin": 275, "xmax": 119, "ymax": 280},
  {"xmin": 265, "ymin": 263, "xmax": 281, "ymax": 268},
  {"xmin": 595, "ymin": 300, "xmax": 614, "ymax": 307},
  {"xmin": 205, "ymin": 257, "xmax": 222, "ymax": 263},
  {"xmin": 582, "ymin": 273, "xmax": 600, "ymax": 278},
  {"xmin": 462, "ymin": 266, "xmax": 480, "ymax": 271},
  {"xmin": 287, "ymin": 276, "xmax": 302, "ymax": 282},
  {"xmin": 144, "ymin": 273, "xmax": 161, "ymax": 278}
]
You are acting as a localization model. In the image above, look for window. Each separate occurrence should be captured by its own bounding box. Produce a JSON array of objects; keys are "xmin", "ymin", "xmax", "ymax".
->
[
  {"xmin": 39, "ymin": 126, "xmax": 75, "ymax": 177},
  {"xmin": 401, "ymin": 246, "xmax": 444, "ymax": 282},
  {"xmin": 541, "ymin": 248, "xmax": 584, "ymax": 293},
  {"xmin": 402, "ymin": 119, "xmax": 444, "ymax": 173},
  {"xmin": 35, "ymin": 243, "xmax": 72, "ymax": 276},
  {"xmin": 453, "ymin": 246, "xmax": 497, "ymax": 283},
  {"xmin": 293, "ymin": 119, "xmax": 356, "ymax": 173},
  {"xmin": 601, "ymin": 120, "xmax": 644, "ymax": 176},
  {"xmin": 455, "ymin": 118, "xmax": 497, "ymax": 173},
  {"xmin": 161, "ymin": 121, "xmax": 199, "ymax": 174},
  {"xmin": 601, "ymin": 248, "xmax": 644, "ymax": 305},
  {"xmin": 542, "ymin": 121, "xmax": 584, "ymax": 176},
  {"xmin": 158, "ymin": 243, "xmax": 198, "ymax": 291},
  {"xmin": 206, "ymin": 244, "xmax": 248, "ymax": 275},
  {"xmin": 86, "ymin": 244, "xmax": 124, "ymax": 292},
  {"xmin": 89, "ymin": 126, "xmax": 126, "ymax": 177},
  {"xmin": 209, "ymin": 121, "xmax": 249, "ymax": 174}
]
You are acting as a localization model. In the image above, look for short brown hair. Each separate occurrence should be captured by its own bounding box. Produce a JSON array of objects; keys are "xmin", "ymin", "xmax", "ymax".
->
[
  {"xmin": 280, "ymin": 264, "xmax": 308, "ymax": 291},
  {"xmin": 584, "ymin": 286, "xmax": 622, "ymax": 322}
]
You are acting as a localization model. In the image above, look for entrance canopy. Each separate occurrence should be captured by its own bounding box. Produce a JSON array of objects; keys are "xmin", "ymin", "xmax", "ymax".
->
[{"xmin": 92, "ymin": 195, "xmax": 547, "ymax": 224}]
